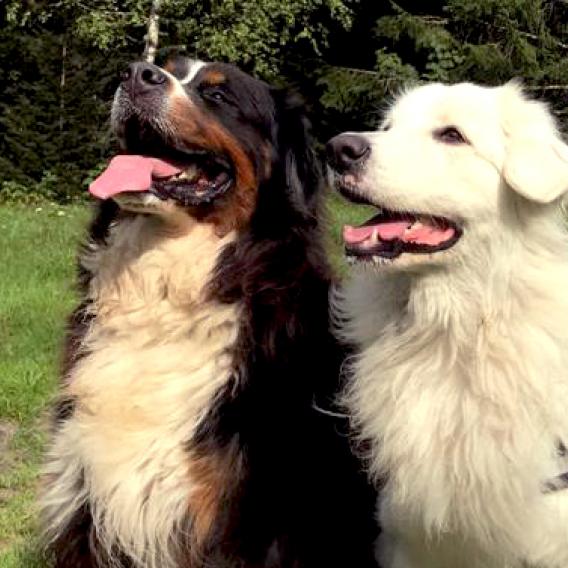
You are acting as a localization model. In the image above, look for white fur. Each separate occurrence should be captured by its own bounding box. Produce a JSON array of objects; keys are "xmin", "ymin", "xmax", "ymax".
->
[
  {"xmin": 335, "ymin": 82, "xmax": 568, "ymax": 568},
  {"xmin": 41, "ymin": 214, "xmax": 238, "ymax": 568},
  {"xmin": 179, "ymin": 60, "xmax": 206, "ymax": 85}
]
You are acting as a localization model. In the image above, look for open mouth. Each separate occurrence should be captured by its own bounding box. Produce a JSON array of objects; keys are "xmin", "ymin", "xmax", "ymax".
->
[
  {"xmin": 89, "ymin": 122, "xmax": 234, "ymax": 207},
  {"xmin": 150, "ymin": 153, "xmax": 234, "ymax": 207},
  {"xmin": 337, "ymin": 175, "xmax": 462, "ymax": 264},
  {"xmin": 344, "ymin": 209, "xmax": 461, "ymax": 263}
]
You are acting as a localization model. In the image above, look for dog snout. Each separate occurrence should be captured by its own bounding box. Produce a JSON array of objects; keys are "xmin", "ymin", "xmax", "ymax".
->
[
  {"xmin": 326, "ymin": 134, "xmax": 370, "ymax": 173},
  {"xmin": 121, "ymin": 62, "xmax": 168, "ymax": 97}
]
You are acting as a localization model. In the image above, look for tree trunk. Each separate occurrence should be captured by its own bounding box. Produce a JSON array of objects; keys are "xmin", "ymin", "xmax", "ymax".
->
[
  {"xmin": 143, "ymin": 0, "xmax": 162, "ymax": 63},
  {"xmin": 60, "ymin": 37, "xmax": 67, "ymax": 132}
]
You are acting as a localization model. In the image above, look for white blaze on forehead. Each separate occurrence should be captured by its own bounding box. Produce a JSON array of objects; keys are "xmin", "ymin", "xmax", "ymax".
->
[
  {"xmin": 180, "ymin": 60, "xmax": 206, "ymax": 85},
  {"xmin": 165, "ymin": 60, "xmax": 207, "ymax": 101}
]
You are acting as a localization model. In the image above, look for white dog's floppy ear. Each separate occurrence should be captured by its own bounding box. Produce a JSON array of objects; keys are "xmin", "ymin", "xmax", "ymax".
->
[
  {"xmin": 501, "ymin": 84, "xmax": 568, "ymax": 203},
  {"xmin": 504, "ymin": 136, "xmax": 568, "ymax": 203}
]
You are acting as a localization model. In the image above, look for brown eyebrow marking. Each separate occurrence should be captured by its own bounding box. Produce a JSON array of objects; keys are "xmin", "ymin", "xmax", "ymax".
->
[{"xmin": 202, "ymin": 70, "xmax": 226, "ymax": 86}]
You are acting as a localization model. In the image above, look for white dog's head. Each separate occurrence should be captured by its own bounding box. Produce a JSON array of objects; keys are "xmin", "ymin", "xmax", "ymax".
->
[{"xmin": 327, "ymin": 82, "xmax": 568, "ymax": 271}]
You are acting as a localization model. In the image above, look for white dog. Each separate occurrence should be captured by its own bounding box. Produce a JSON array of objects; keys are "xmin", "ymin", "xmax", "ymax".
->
[{"xmin": 326, "ymin": 82, "xmax": 568, "ymax": 568}]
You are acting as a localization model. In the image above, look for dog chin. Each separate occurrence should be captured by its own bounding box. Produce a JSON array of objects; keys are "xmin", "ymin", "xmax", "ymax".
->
[
  {"xmin": 347, "ymin": 247, "xmax": 458, "ymax": 273},
  {"xmin": 114, "ymin": 192, "xmax": 161, "ymax": 210},
  {"xmin": 113, "ymin": 192, "xmax": 179, "ymax": 216}
]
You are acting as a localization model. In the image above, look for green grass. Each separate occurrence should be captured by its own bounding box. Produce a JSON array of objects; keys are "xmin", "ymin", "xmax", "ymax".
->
[
  {"xmin": 0, "ymin": 203, "xmax": 90, "ymax": 566},
  {"xmin": 325, "ymin": 191, "xmax": 376, "ymax": 272},
  {"xmin": 0, "ymin": 195, "xmax": 370, "ymax": 565}
]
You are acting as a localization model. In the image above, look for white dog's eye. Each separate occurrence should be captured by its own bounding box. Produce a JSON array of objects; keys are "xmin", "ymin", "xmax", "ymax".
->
[
  {"xmin": 381, "ymin": 121, "xmax": 392, "ymax": 132},
  {"xmin": 434, "ymin": 126, "xmax": 468, "ymax": 145}
]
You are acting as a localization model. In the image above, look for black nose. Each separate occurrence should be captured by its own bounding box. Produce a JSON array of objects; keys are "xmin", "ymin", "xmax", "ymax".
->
[
  {"xmin": 121, "ymin": 62, "xmax": 167, "ymax": 95},
  {"xmin": 326, "ymin": 134, "xmax": 370, "ymax": 173}
]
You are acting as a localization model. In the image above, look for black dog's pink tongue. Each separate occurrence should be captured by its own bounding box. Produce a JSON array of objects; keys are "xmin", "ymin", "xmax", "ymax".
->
[{"xmin": 89, "ymin": 155, "xmax": 183, "ymax": 200}]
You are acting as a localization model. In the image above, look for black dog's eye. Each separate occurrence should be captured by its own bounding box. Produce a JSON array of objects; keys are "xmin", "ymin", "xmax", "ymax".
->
[
  {"xmin": 434, "ymin": 126, "xmax": 468, "ymax": 144},
  {"xmin": 201, "ymin": 85, "xmax": 230, "ymax": 104}
]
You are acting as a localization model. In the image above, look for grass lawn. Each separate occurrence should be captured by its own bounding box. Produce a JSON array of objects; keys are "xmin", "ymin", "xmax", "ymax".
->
[
  {"xmin": 0, "ymin": 203, "xmax": 90, "ymax": 567},
  {"xmin": 0, "ymin": 194, "xmax": 371, "ymax": 566}
]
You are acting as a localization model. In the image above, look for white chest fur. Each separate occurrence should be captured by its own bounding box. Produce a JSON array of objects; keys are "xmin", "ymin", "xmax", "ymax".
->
[
  {"xmin": 337, "ymin": 269, "xmax": 568, "ymax": 567},
  {"xmin": 43, "ymin": 215, "xmax": 239, "ymax": 568}
]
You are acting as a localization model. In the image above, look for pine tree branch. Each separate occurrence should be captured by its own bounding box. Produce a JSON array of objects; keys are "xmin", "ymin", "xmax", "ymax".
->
[
  {"xmin": 329, "ymin": 65, "xmax": 568, "ymax": 93},
  {"xmin": 478, "ymin": 20, "xmax": 568, "ymax": 50},
  {"xmin": 418, "ymin": 16, "xmax": 448, "ymax": 25},
  {"xmin": 324, "ymin": 65, "xmax": 404, "ymax": 84},
  {"xmin": 524, "ymin": 85, "xmax": 568, "ymax": 91}
]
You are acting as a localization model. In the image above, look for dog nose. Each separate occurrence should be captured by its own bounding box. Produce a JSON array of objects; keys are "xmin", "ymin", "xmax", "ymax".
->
[
  {"xmin": 326, "ymin": 134, "xmax": 370, "ymax": 173},
  {"xmin": 121, "ymin": 62, "xmax": 167, "ymax": 95}
]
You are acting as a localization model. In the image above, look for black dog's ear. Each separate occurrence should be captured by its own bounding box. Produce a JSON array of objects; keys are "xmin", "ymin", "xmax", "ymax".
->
[{"xmin": 273, "ymin": 89, "xmax": 323, "ymax": 218}]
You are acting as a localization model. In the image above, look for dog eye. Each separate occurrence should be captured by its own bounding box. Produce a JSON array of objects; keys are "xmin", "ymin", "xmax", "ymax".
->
[
  {"xmin": 434, "ymin": 126, "xmax": 467, "ymax": 144},
  {"xmin": 201, "ymin": 86, "xmax": 229, "ymax": 104},
  {"xmin": 380, "ymin": 121, "xmax": 392, "ymax": 132}
]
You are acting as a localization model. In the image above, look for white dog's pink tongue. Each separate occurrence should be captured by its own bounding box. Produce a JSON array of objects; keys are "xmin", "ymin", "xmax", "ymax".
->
[
  {"xmin": 343, "ymin": 221, "xmax": 409, "ymax": 244},
  {"xmin": 89, "ymin": 155, "xmax": 183, "ymax": 199},
  {"xmin": 343, "ymin": 220, "xmax": 455, "ymax": 247}
]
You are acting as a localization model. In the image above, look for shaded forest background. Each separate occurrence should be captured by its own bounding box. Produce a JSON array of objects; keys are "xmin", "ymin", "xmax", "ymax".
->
[{"xmin": 1, "ymin": 0, "xmax": 568, "ymax": 202}]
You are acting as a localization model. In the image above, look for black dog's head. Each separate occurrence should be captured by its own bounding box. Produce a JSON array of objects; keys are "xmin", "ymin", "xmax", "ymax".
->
[{"xmin": 90, "ymin": 56, "xmax": 321, "ymax": 235}]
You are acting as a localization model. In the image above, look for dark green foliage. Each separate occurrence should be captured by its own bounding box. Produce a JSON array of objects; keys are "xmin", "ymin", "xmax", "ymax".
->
[
  {"xmin": 1, "ymin": 0, "xmax": 567, "ymax": 201},
  {"xmin": 0, "ymin": 12, "xmax": 136, "ymax": 200}
]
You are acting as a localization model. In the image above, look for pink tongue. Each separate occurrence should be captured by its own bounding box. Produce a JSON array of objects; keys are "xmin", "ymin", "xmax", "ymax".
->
[
  {"xmin": 343, "ymin": 221, "xmax": 409, "ymax": 244},
  {"xmin": 343, "ymin": 221, "xmax": 455, "ymax": 247},
  {"xmin": 89, "ymin": 155, "xmax": 183, "ymax": 200}
]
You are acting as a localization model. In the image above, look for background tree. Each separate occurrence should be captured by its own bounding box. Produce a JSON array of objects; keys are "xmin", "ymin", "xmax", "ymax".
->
[
  {"xmin": 143, "ymin": 0, "xmax": 163, "ymax": 63},
  {"xmin": 1, "ymin": 0, "xmax": 567, "ymax": 201}
]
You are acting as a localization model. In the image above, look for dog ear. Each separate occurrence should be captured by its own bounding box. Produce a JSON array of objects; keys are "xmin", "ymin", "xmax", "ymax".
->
[
  {"xmin": 504, "ymin": 136, "xmax": 568, "ymax": 203},
  {"xmin": 501, "ymin": 84, "xmax": 568, "ymax": 203},
  {"xmin": 273, "ymin": 89, "xmax": 323, "ymax": 217}
]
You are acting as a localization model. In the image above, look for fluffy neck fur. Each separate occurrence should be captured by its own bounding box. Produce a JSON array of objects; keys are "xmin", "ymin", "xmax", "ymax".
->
[
  {"xmin": 43, "ymin": 213, "xmax": 239, "ymax": 568},
  {"xmin": 338, "ymin": 201, "xmax": 568, "ymax": 561}
]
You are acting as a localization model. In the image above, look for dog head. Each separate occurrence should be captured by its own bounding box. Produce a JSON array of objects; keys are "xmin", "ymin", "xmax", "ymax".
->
[
  {"xmin": 90, "ymin": 56, "xmax": 320, "ymax": 235},
  {"xmin": 327, "ymin": 82, "xmax": 568, "ymax": 271}
]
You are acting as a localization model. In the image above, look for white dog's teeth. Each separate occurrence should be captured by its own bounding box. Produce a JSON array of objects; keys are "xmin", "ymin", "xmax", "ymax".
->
[
  {"xmin": 405, "ymin": 221, "xmax": 423, "ymax": 235},
  {"xmin": 371, "ymin": 229, "xmax": 380, "ymax": 243}
]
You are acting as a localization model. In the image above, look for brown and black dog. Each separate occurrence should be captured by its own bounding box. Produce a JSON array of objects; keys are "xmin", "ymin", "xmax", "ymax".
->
[{"xmin": 40, "ymin": 56, "xmax": 378, "ymax": 568}]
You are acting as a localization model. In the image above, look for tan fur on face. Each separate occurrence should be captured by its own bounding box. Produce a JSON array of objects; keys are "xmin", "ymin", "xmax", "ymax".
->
[
  {"xmin": 42, "ymin": 213, "xmax": 240, "ymax": 568},
  {"xmin": 167, "ymin": 97, "xmax": 258, "ymax": 235}
]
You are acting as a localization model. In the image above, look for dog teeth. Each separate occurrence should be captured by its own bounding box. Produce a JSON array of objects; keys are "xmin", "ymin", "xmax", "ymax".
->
[
  {"xmin": 405, "ymin": 221, "xmax": 423, "ymax": 235},
  {"xmin": 175, "ymin": 165, "xmax": 201, "ymax": 181}
]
